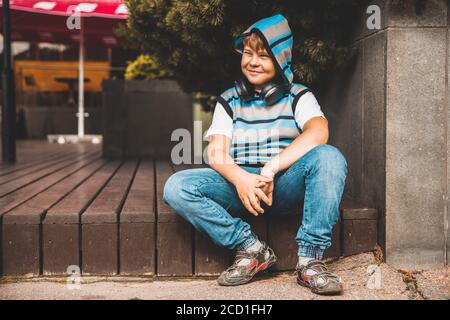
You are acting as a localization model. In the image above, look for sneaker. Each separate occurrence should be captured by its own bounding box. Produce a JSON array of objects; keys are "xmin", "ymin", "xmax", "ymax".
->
[
  {"xmin": 217, "ymin": 241, "xmax": 277, "ymax": 286},
  {"xmin": 295, "ymin": 260, "xmax": 343, "ymax": 295}
]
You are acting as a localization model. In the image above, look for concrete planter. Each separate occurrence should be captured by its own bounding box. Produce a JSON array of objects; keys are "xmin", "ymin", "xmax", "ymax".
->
[
  {"xmin": 19, "ymin": 106, "xmax": 102, "ymax": 139},
  {"xmin": 102, "ymin": 79, "xmax": 193, "ymax": 159}
]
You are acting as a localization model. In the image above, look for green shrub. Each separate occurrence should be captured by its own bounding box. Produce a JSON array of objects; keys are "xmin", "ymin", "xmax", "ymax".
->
[
  {"xmin": 125, "ymin": 54, "xmax": 172, "ymax": 80},
  {"xmin": 117, "ymin": 0, "xmax": 368, "ymax": 111}
]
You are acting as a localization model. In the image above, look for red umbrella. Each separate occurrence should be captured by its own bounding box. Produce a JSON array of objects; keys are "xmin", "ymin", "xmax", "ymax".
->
[
  {"xmin": 0, "ymin": 0, "xmax": 127, "ymax": 45},
  {"xmin": 0, "ymin": 0, "xmax": 128, "ymax": 137}
]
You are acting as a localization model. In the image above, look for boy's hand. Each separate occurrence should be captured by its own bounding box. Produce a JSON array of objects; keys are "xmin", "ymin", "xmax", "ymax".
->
[
  {"xmin": 259, "ymin": 164, "xmax": 277, "ymax": 206},
  {"xmin": 234, "ymin": 171, "xmax": 273, "ymax": 216},
  {"xmin": 258, "ymin": 179, "xmax": 274, "ymax": 206}
]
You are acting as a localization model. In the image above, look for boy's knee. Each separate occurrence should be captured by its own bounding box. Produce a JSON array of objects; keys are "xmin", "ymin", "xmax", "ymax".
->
[
  {"xmin": 163, "ymin": 171, "xmax": 185, "ymax": 205},
  {"xmin": 311, "ymin": 144, "xmax": 347, "ymax": 175}
]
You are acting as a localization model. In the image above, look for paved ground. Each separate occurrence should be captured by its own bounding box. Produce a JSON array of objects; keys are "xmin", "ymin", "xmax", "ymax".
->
[{"xmin": 0, "ymin": 252, "xmax": 448, "ymax": 300}]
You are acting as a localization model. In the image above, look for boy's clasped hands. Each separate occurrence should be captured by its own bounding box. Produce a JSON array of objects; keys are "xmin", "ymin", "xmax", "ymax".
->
[{"xmin": 234, "ymin": 166, "xmax": 276, "ymax": 216}]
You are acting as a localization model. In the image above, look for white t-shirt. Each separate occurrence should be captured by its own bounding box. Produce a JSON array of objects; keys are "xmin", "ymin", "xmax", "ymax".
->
[{"xmin": 204, "ymin": 91, "xmax": 326, "ymax": 142}]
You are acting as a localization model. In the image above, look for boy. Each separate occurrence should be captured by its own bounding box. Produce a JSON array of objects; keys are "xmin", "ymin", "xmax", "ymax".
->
[{"xmin": 163, "ymin": 14, "xmax": 347, "ymax": 295}]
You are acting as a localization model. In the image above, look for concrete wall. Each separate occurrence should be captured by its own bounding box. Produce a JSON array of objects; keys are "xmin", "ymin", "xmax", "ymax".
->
[{"xmin": 323, "ymin": 0, "xmax": 449, "ymax": 268}]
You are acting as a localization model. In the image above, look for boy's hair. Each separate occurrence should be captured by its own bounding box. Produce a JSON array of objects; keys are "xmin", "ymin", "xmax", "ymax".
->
[{"xmin": 243, "ymin": 32, "xmax": 267, "ymax": 54}]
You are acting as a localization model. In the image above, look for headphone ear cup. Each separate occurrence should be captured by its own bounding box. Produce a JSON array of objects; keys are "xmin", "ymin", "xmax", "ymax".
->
[
  {"xmin": 235, "ymin": 78, "xmax": 254, "ymax": 102},
  {"xmin": 261, "ymin": 82, "xmax": 289, "ymax": 106}
]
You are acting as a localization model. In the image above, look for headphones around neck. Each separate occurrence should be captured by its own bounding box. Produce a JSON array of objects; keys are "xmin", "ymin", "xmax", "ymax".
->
[{"xmin": 234, "ymin": 76, "xmax": 290, "ymax": 106}]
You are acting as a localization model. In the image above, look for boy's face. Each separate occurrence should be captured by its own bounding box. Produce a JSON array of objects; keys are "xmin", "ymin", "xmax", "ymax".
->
[{"xmin": 241, "ymin": 44, "xmax": 276, "ymax": 91}]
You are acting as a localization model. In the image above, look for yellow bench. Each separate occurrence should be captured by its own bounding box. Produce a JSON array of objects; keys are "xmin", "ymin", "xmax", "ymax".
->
[{"xmin": 15, "ymin": 60, "xmax": 110, "ymax": 93}]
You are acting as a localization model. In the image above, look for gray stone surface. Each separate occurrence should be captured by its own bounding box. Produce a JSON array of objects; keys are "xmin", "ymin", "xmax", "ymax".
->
[
  {"xmin": 352, "ymin": 0, "xmax": 448, "ymax": 44},
  {"xmin": 386, "ymin": 0, "xmax": 448, "ymax": 27},
  {"xmin": 0, "ymin": 253, "xmax": 427, "ymax": 300},
  {"xmin": 362, "ymin": 31, "xmax": 387, "ymax": 250},
  {"xmin": 350, "ymin": 0, "xmax": 388, "ymax": 43},
  {"xmin": 416, "ymin": 267, "xmax": 450, "ymax": 300},
  {"xmin": 326, "ymin": 1, "xmax": 450, "ymax": 269},
  {"xmin": 385, "ymin": 28, "xmax": 447, "ymax": 269},
  {"xmin": 448, "ymin": 29, "xmax": 450, "ymax": 266}
]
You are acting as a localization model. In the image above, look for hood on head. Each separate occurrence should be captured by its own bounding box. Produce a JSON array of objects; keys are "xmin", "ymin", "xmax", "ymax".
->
[{"xmin": 233, "ymin": 13, "xmax": 294, "ymax": 85}]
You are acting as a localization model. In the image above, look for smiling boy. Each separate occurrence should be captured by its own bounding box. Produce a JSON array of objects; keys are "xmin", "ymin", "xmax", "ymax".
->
[{"xmin": 163, "ymin": 14, "xmax": 347, "ymax": 295}]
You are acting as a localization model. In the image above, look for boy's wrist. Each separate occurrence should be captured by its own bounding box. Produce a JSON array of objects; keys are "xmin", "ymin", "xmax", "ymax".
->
[
  {"xmin": 261, "ymin": 161, "xmax": 277, "ymax": 178},
  {"xmin": 229, "ymin": 165, "xmax": 249, "ymax": 185}
]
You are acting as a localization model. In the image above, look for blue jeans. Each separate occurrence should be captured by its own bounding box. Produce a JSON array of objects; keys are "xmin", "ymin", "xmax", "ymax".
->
[{"xmin": 163, "ymin": 144, "xmax": 347, "ymax": 260}]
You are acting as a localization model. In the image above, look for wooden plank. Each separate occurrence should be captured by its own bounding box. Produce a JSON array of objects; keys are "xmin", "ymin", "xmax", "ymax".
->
[
  {"xmin": 0, "ymin": 150, "xmax": 69, "ymax": 176},
  {"xmin": 267, "ymin": 214, "xmax": 300, "ymax": 271},
  {"xmin": 156, "ymin": 160, "xmax": 193, "ymax": 276},
  {"xmin": 340, "ymin": 199, "xmax": 378, "ymax": 256},
  {"xmin": 1, "ymin": 224, "xmax": 40, "ymax": 277},
  {"xmin": 342, "ymin": 211, "xmax": 378, "ymax": 256},
  {"xmin": 81, "ymin": 160, "xmax": 138, "ymax": 275},
  {"xmin": 268, "ymin": 209, "xmax": 342, "ymax": 270},
  {"xmin": 0, "ymin": 150, "xmax": 98, "ymax": 198},
  {"xmin": 339, "ymin": 198, "xmax": 378, "ymax": 218},
  {"xmin": 120, "ymin": 223, "xmax": 155, "ymax": 275},
  {"xmin": 194, "ymin": 232, "xmax": 231, "ymax": 275},
  {"xmin": 2, "ymin": 139, "xmax": 101, "ymax": 168},
  {"xmin": 170, "ymin": 163, "xmax": 230, "ymax": 276},
  {"xmin": 0, "ymin": 151, "xmax": 78, "ymax": 185},
  {"xmin": 0, "ymin": 152, "xmax": 100, "ymax": 218},
  {"xmin": 186, "ymin": 164, "xmax": 269, "ymax": 274},
  {"xmin": 342, "ymin": 219, "xmax": 378, "ymax": 256},
  {"xmin": 323, "ymin": 218, "xmax": 342, "ymax": 260},
  {"xmin": 120, "ymin": 160, "xmax": 156, "ymax": 275},
  {"xmin": 1, "ymin": 156, "xmax": 103, "ymax": 276},
  {"xmin": 0, "ymin": 140, "xmax": 97, "ymax": 174},
  {"xmin": 43, "ymin": 161, "xmax": 121, "ymax": 275},
  {"xmin": 0, "ymin": 142, "xmax": 68, "ymax": 162},
  {"xmin": 237, "ymin": 213, "xmax": 268, "ymax": 243},
  {"xmin": 267, "ymin": 198, "xmax": 379, "ymax": 270},
  {"xmin": 82, "ymin": 224, "xmax": 117, "ymax": 275},
  {"xmin": 42, "ymin": 224, "xmax": 79, "ymax": 276}
]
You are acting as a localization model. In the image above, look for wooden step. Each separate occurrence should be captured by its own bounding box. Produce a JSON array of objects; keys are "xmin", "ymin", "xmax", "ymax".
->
[
  {"xmin": 42, "ymin": 161, "xmax": 121, "ymax": 276},
  {"xmin": 0, "ymin": 146, "xmax": 379, "ymax": 277},
  {"xmin": 1, "ymin": 155, "xmax": 102, "ymax": 276},
  {"xmin": 340, "ymin": 198, "xmax": 378, "ymax": 256},
  {"xmin": 171, "ymin": 163, "xmax": 230, "ymax": 276},
  {"xmin": 120, "ymin": 160, "xmax": 156, "ymax": 275},
  {"xmin": 81, "ymin": 160, "xmax": 138, "ymax": 275},
  {"xmin": 155, "ymin": 160, "xmax": 193, "ymax": 276}
]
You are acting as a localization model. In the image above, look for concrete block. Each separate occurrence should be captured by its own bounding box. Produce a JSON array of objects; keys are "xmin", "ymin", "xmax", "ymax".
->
[
  {"xmin": 350, "ymin": 0, "xmax": 388, "ymax": 43},
  {"xmin": 385, "ymin": 28, "xmax": 447, "ymax": 268},
  {"xmin": 362, "ymin": 31, "xmax": 387, "ymax": 252},
  {"xmin": 447, "ymin": 28, "xmax": 450, "ymax": 266},
  {"xmin": 386, "ymin": 0, "xmax": 448, "ymax": 27},
  {"xmin": 351, "ymin": 0, "xmax": 447, "ymax": 43}
]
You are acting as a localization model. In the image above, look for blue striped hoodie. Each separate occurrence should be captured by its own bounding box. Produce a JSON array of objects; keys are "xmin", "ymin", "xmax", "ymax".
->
[{"xmin": 218, "ymin": 14, "xmax": 311, "ymax": 167}]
